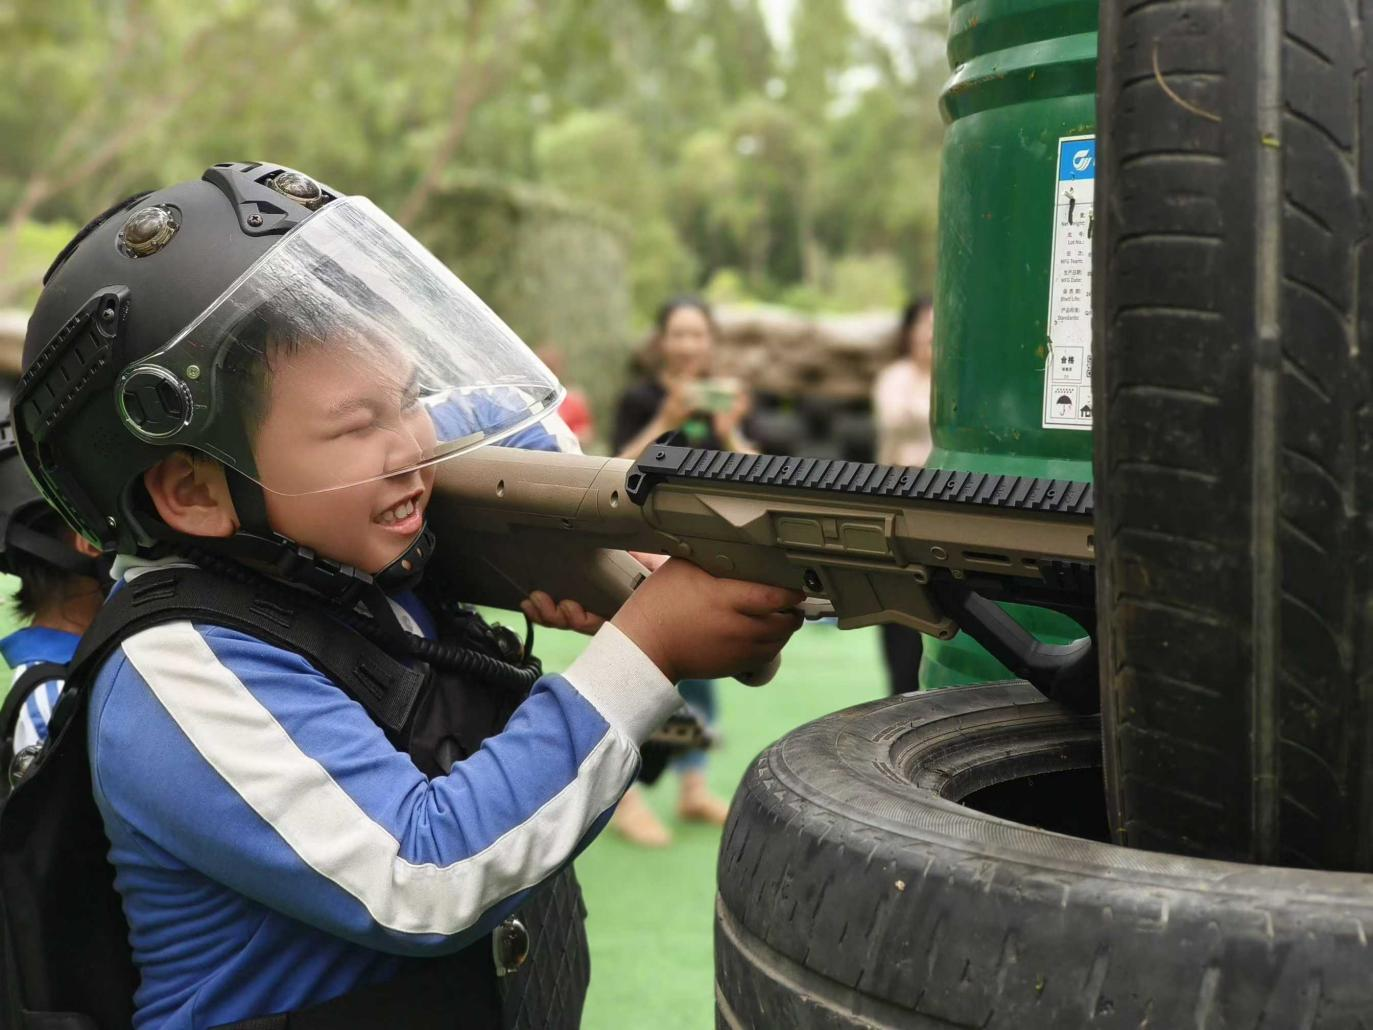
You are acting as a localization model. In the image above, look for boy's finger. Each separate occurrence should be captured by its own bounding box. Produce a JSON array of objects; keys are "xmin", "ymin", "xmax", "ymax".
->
[
  {"xmin": 725, "ymin": 580, "xmax": 807, "ymax": 616},
  {"xmin": 749, "ymin": 610, "xmax": 805, "ymax": 644},
  {"xmin": 627, "ymin": 551, "xmax": 668, "ymax": 573},
  {"xmin": 525, "ymin": 592, "xmax": 562, "ymax": 626}
]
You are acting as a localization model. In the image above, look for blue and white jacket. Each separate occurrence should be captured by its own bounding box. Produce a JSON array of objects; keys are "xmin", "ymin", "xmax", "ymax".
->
[
  {"xmin": 89, "ymin": 415, "xmax": 677, "ymax": 1028},
  {"xmin": 89, "ymin": 562, "xmax": 677, "ymax": 1029},
  {"xmin": 0, "ymin": 625, "xmax": 79, "ymax": 752}
]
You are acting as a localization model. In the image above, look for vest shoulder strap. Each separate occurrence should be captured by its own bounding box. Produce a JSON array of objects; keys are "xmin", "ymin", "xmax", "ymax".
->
[
  {"xmin": 56, "ymin": 567, "xmax": 424, "ymax": 746},
  {"xmin": 2, "ymin": 662, "xmax": 67, "ymax": 738},
  {"xmin": 0, "ymin": 661, "xmax": 68, "ymax": 793}
]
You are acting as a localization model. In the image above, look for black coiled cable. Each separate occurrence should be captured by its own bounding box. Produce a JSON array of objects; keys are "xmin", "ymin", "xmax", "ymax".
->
[
  {"xmin": 181, "ymin": 545, "xmax": 543, "ymax": 691},
  {"xmin": 401, "ymin": 633, "xmax": 541, "ymax": 691}
]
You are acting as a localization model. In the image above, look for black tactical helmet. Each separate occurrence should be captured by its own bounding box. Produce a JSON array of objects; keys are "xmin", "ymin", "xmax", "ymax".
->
[
  {"xmin": 15, "ymin": 162, "xmax": 338, "ymax": 554},
  {"xmin": 13, "ymin": 161, "xmax": 562, "ymax": 600},
  {"xmin": 0, "ymin": 417, "xmax": 102, "ymax": 580}
]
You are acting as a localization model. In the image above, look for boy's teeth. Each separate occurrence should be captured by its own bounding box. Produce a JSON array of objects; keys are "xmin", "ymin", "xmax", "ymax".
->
[{"xmin": 378, "ymin": 499, "xmax": 417, "ymax": 525}]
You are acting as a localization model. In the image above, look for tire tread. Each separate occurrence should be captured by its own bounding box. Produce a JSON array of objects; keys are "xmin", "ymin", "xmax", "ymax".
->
[{"xmin": 1098, "ymin": 0, "xmax": 1373, "ymax": 867}]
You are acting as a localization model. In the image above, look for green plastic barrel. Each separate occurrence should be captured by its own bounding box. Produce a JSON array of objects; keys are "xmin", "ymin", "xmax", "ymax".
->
[{"xmin": 922, "ymin": 0, "xmax": 1098, "ymax": 688}]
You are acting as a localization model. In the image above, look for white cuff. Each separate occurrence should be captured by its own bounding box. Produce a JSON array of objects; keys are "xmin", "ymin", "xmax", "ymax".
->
[{"xmin": 562, "ymin": 622, "xmax": 680, "ymax": 744}]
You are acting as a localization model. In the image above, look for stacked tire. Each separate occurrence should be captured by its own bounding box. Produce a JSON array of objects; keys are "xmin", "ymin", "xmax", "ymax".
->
[
  {"xmin": 717, "ymin": 685, "xmax": 1373, "ymax": 1028},
  {"xmin": 716, "ymin": 2, "xmax": 1373, "ymax": 1025}
]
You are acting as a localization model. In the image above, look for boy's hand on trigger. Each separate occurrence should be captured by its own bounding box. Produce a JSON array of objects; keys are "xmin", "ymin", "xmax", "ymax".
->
[
  {"xmin": 610, "ymin": 558, "xmax": 804, "ymax": 683},
  {"xmin": 516, "ymin": 554, "xmax": 662, "ymax": 636},
  {"xmin": 521, "ymin": 592, "xmax": 605, "ymax": 635}
]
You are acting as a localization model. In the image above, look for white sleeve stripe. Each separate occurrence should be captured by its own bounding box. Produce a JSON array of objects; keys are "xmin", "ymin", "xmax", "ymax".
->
[
  {"xmin": 34, "ymin": 683, "xmax": 54, "ymax": 723},
  {"xmin": 120, "ymin": 621, "xmax": 638, "ymax": 937},
  {"xmin": 14, "ymin": 710, "xmax": 38, "ymax": 752},
  {"xmin": 563, "ymin": 622, "xmax": 681, "ymax": 743}
]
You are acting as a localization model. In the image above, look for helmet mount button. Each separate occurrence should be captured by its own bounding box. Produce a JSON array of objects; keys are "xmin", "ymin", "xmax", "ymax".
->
[
  {"xmin": 117, "ymin": 205, "xmax": 180, "ymax": 257},
  {"xmin": 118, "ymin": 366, "xmax": 194, "ymax": 441},
  {"xmin": 270, "ymin": 171, "xmax": 325, "ymax": 210}
]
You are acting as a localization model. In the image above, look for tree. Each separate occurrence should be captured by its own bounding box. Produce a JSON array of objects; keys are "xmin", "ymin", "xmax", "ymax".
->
[
  {"xmin": 536, "ymin": 110, "xmax": 693, "ymax": 311},
  {"xmin": 1, "ymin": 0, "xmax": 947, "ymax": 324},
  {"xmin": 784, "ymin": 0, "xmax": 856, "ymax": 122}
]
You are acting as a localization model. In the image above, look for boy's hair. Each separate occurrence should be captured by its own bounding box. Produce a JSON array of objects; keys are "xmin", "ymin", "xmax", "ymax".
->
[
  {"xmin": 219, "ymin": 271, "xmax": 400, "ymax": 441},
  {"xmin": 8, "ymin": 508, "xmax": 83, "ymax": 621}
]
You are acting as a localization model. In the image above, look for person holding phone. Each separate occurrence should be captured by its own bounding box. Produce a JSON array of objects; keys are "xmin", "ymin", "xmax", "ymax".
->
[{"xmin": 609, "ymin": 296, "xmax": 753, "ymax": 847}]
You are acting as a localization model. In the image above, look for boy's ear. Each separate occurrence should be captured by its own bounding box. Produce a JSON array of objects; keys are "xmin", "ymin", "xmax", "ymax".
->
[
  {"xmin": 69, "ymin": 532, "xmax": 102, "ymax": 560},
  {"xmin": 143, "ymin": 451, "xmax": 239, "ymax": 539}
]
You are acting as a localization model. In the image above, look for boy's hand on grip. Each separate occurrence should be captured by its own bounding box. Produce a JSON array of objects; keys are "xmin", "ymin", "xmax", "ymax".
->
[
  {"xmin": 610, "ymin": 558, "xmax": 804, "ymax": 683},
  {"xmin": 520, "ymin": 592, "xmax": 605, "ymax": 636}
]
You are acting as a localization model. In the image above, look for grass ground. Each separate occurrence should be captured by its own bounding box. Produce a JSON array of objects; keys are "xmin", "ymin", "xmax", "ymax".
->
[
  {"xmin": 522, "ymin": 617, "xmax": 886, "ymax": 1028},
  {"xmin": 0, "ymin": 580, "xmax": 887, "ymax": 1028}
]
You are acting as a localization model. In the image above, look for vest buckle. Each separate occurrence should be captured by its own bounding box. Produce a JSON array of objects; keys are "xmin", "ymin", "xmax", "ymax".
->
[{"xmin": 492, "ymin": 915, "xmax": 531, "ymax": 976}]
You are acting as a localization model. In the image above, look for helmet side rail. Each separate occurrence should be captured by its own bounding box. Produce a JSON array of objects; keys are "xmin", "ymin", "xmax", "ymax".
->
[{"xmin": 428, "ymin": 443, "xmax": 1097, "ymax": 711}]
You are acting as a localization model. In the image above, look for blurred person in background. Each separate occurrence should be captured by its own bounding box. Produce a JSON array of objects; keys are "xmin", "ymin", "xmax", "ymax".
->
[
  {"xmin": 0, "ymin": 418, "xmax": 106, "ymax": 771},
  {"xmin": 609, "ymin": 296, "xmax": 750, "ymax": 846},
  {"xmin": 612, "ymin": 297, "xmax": 751, "ymax": 458},
  {"xmin": 872, "ymin": 297, "xmax": 934, "ymax": 694},
  {"xmin": 535, "ymin": 342, "xmax": 597, "ymax": 451}
]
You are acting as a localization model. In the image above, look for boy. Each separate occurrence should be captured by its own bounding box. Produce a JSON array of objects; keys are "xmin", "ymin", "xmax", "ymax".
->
[
  {"xmin": 9, "ymin": 163, "xmax": 800, "ymax": 1029},
  {"xmin": 0, "ymin": 417, "xmax": 105, "ymax": 764}
]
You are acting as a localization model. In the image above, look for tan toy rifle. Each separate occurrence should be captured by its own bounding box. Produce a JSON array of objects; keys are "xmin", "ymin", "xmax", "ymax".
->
[{"xmin": 428, "ymin": 441, "xmax": 1097, "ymax": 710}]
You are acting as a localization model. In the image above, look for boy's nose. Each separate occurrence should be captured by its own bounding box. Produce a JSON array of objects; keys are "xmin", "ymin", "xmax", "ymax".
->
[{"xmin": 383, "ymin": 422, "xmax": 429, "ymax": 473}]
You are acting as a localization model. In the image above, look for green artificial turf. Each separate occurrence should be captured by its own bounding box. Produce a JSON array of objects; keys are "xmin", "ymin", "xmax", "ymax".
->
[{"xmin": 517, "ymin": 616, "xmax": 887, "ymax": 1029}]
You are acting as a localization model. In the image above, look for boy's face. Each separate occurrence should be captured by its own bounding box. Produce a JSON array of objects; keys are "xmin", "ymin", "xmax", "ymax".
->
[{"xmin": 252, "ymin": 342, "xmax": 438, "ymax": 576}]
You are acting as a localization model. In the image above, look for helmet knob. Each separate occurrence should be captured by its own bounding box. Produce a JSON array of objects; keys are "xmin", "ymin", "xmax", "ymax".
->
[
  {"xmin": 117, "ymin": 366, "xmax": 194, "ymax": 440},
  {"xmin": 270, "ymin": 171, "xmax": 325, "ymax": 210},
  {"xmin": 118, "ymin": 205, "xmax": 180, "ymax": 257}
]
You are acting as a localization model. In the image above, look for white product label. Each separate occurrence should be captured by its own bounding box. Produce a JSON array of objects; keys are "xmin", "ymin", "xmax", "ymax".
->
[{"xmin": 1042, "ymin": 134, "xmax": 1095, "ymax": 431}]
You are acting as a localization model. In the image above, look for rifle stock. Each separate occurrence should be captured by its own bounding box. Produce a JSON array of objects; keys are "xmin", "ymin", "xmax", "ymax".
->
[{"xmin": 428, "ymin": 443, "xmax": 1099, "ymax": 708}]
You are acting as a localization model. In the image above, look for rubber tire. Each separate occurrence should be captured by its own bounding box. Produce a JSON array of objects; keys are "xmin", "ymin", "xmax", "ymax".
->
[
  {"xmin": 715, "ymin": 683, "xmax": 1373, "ymax": 1029},
  {"xmin": 1095, "ymin": 0, "xmax": 1373, "ymax": 869}
]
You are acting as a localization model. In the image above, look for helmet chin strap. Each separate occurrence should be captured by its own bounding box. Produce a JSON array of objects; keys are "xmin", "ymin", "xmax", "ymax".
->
[
  {"xmin": 161, "ymin": 469, "xmax": 438, "ymax": 604},
  {"xmin": 373, "ymin": 523, "xmax": 436, "ymax": 593},
  {"xmin": 3, "ymin": 522, "xmax": 108, "ymax": 581}
]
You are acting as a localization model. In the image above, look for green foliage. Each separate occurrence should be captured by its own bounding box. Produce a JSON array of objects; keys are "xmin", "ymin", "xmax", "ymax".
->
[
  {"xmin": 702, "ymin": 267, "xmax": 751, "ymax": 307},
  {"xmin": 4, "ymin": 219, "xmax": 78, "ymax": 311},
  {"xmin": 1, "ymin": 0, "xmax": 949, "ymax": 414},
  {"xmin": 784, "ymin": 0, "xmax": 857, "ymax": 121},
  {"xmin": 417, "ymin": 173, "xmax": 635, "ymax": 425},
  {"xmin": 823, "ymin": 251, "xmax": 907, "ymax": 311},
  {"xmin": 536, "ymin": 110, "xmax": 696, "ymax": 315}
]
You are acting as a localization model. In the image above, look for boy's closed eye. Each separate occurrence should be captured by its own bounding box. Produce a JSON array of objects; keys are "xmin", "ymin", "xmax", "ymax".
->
[{"xmin": 322, "ymin": 369, "xmax": 424, "ymax": 437}]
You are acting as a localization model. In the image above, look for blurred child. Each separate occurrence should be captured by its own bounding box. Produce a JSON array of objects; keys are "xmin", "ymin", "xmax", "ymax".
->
[
  {"xmin": 609, "ymin": 296, "xmax": 753, "ymax": 846},
  {"xmin": 0, "ymin": 418, "xmax": 105, "ymax": 769}
]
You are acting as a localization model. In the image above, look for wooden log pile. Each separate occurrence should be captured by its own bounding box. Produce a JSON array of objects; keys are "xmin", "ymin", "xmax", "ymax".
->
[
  {"xmin": 0, "ymin": 310, "xmax": 24, "ymax": 380},
  {"xmin": 712, "ymin": 305, "xmax": 899, "ymax": 401},
  {"xmin": 0, "ymin": 305, "xmax": 902, "ymax": 406}
]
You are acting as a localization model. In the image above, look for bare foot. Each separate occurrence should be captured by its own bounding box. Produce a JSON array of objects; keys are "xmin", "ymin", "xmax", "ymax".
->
[
  {"xmin": 677, "ymin": 770, "xmax": 730, "ymax": 826},
  {"xmin": 611, "ymin": 786, "xmax": 672, "ymax": 847}
]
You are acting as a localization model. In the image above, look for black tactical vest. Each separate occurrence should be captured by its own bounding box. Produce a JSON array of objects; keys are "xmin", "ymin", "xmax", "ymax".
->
[{"xmin": 0, "ymin": 566, "xmax": 590, "ymax": 1030}]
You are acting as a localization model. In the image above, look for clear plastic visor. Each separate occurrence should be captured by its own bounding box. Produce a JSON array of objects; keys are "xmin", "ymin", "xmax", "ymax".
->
[{"xmin": 143, "ymin": 196, "xmax": 563, "ymax": 496}]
